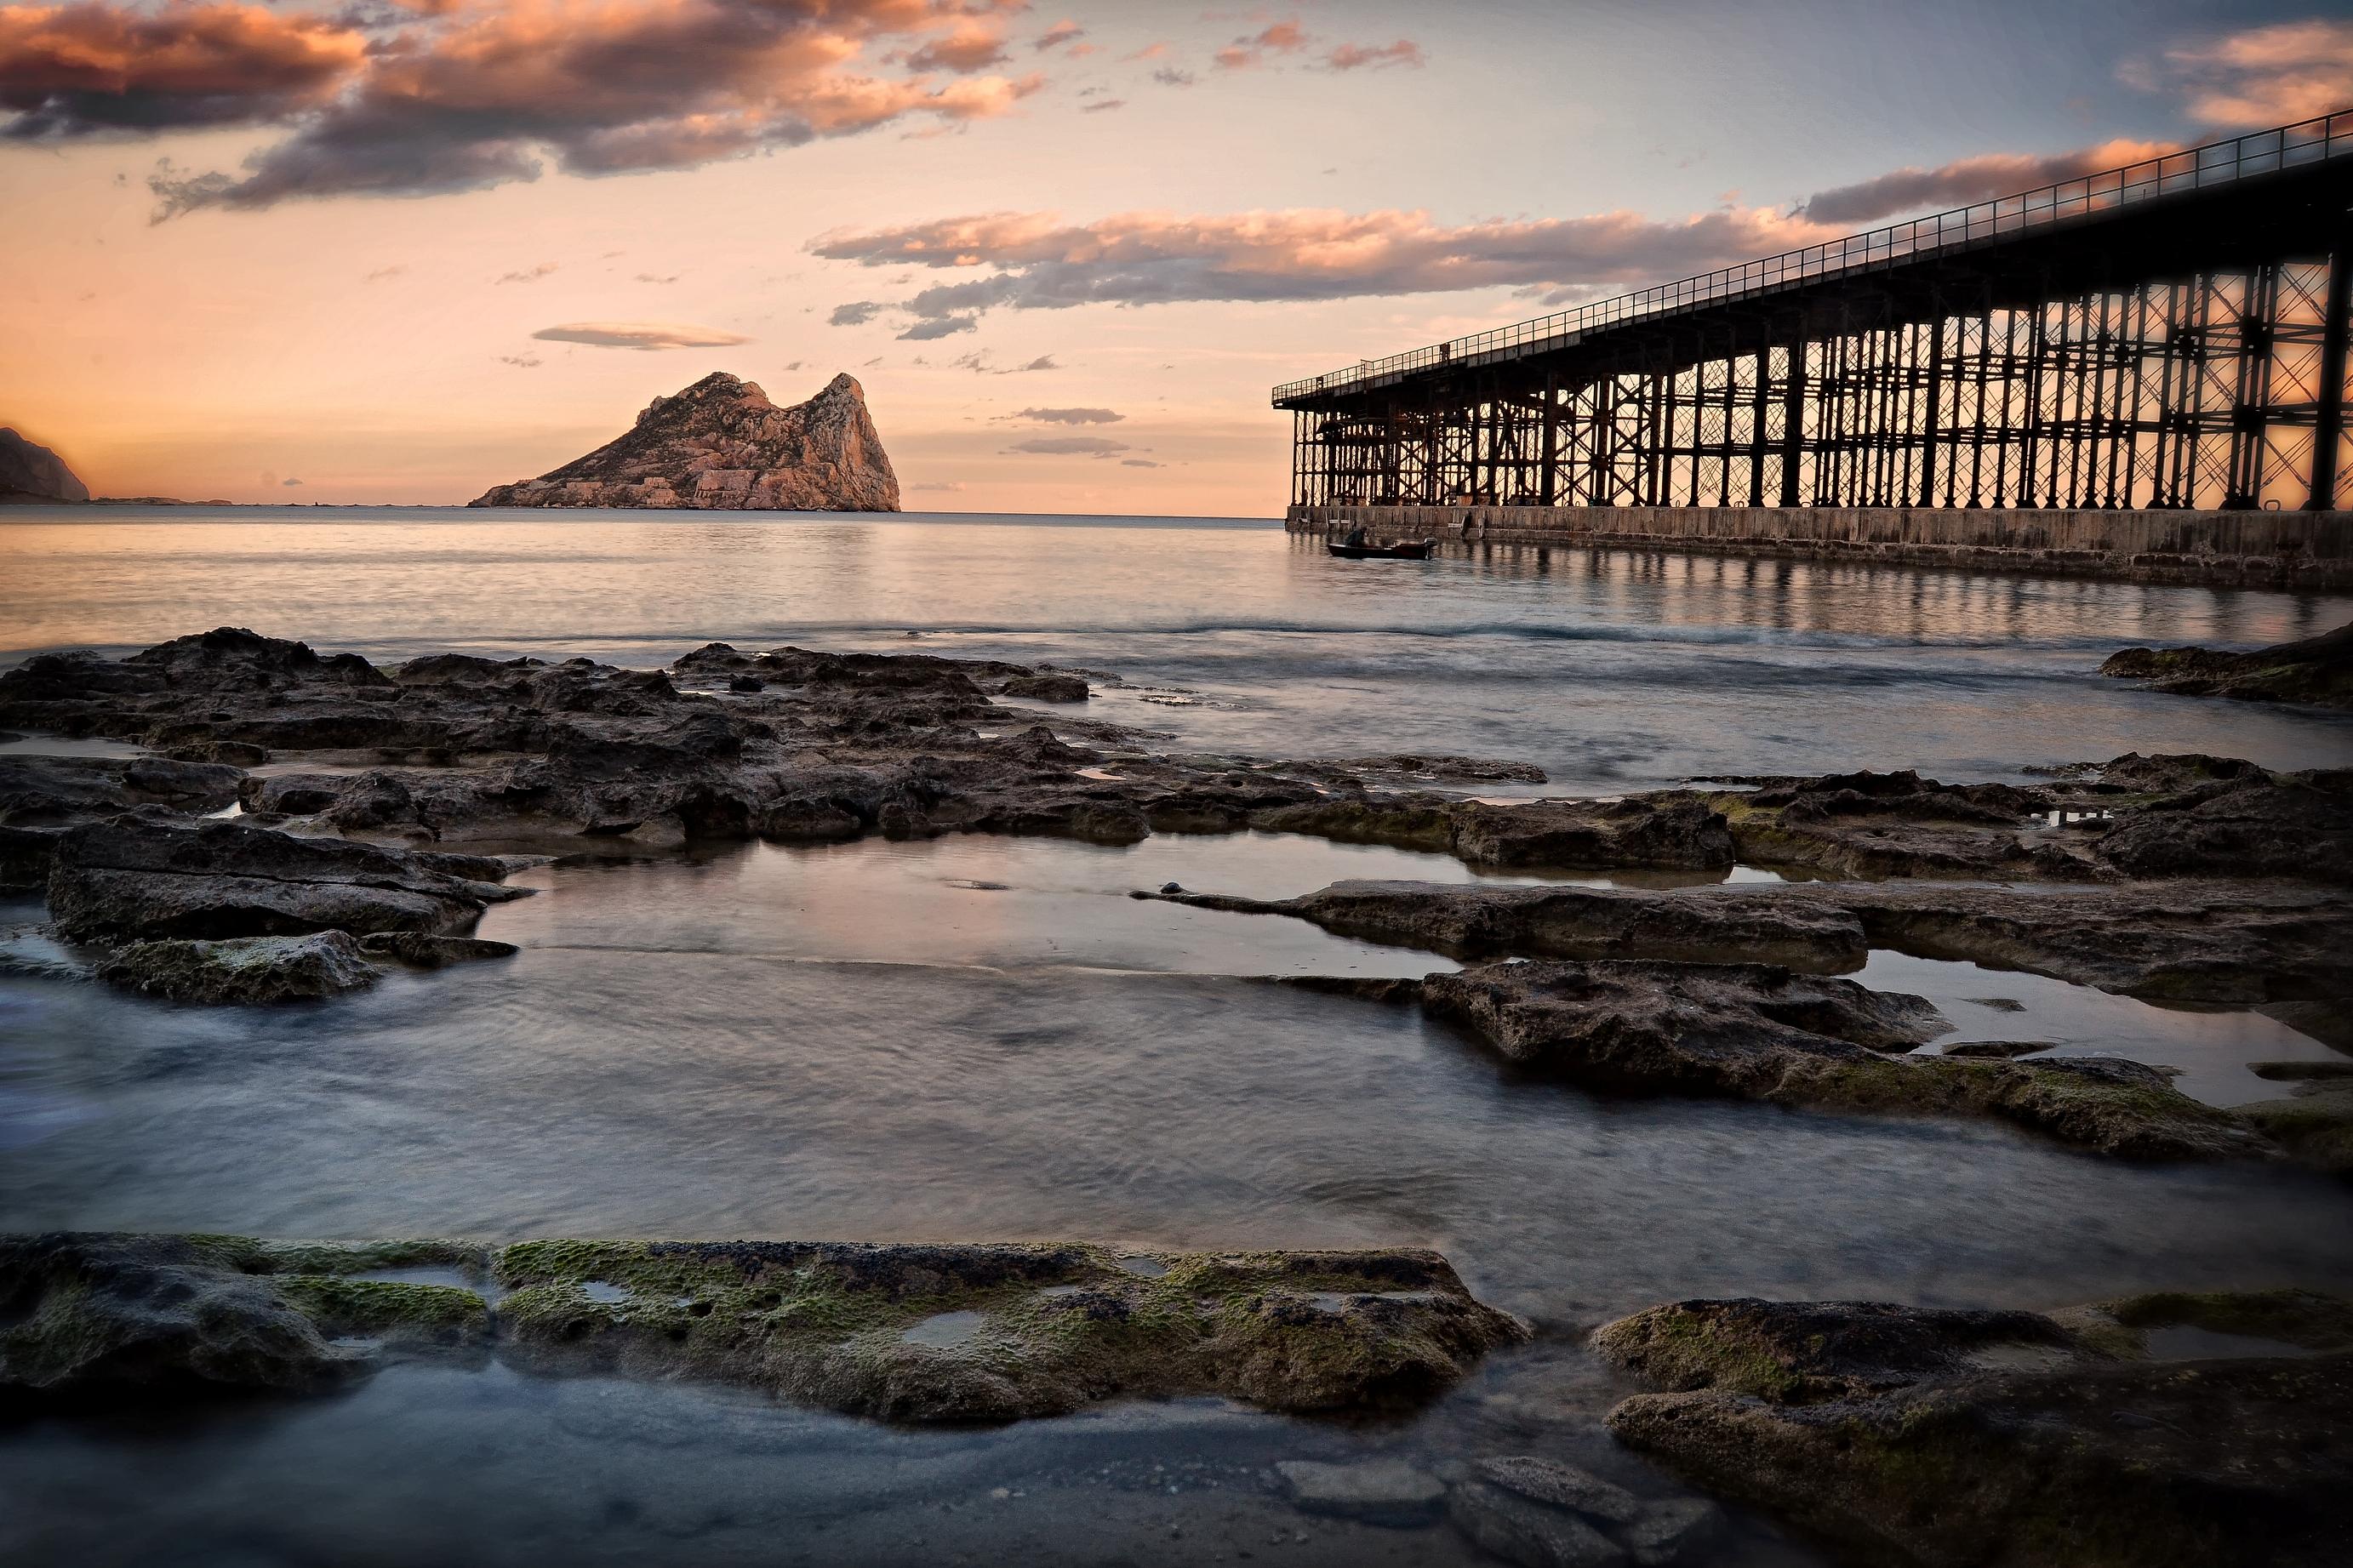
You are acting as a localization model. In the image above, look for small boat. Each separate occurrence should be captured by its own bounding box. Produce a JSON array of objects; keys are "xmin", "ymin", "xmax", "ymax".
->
[{"xmin": 1327, "ymin": 539, "xmax": 1436, "ymax": 560}]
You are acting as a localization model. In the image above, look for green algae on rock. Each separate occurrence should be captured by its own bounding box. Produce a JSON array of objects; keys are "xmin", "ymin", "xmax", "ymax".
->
[
  {"xmin": 0, "ymin": 1234, "xmax": 1527, "ymax": 1423},
  {"xmin": 2101, "ymin": 620, "xmax": 2353, "ymax": 711},
  {"xmin": 492, "ymin": 1239, "xmax": 1530, "ymax": 1422},
  {"xmin": 1594, "ymin": 1291, "xmax": 2353, "ymax": 1568}
]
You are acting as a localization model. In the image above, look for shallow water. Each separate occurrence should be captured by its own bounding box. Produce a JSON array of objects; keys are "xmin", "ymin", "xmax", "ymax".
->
[
  {"xmin": 5, "ymin": 505, "xmax": 2350, "ymax": 790},
  {"xmin": 3, "ymin": 508, "xmax": 2350, "ymax": 1565}
]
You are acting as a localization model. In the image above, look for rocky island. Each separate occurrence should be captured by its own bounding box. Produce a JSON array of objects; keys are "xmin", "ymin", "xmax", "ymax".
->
[{"xmin": 468, "ymin": 371, "xmax": 899, "ymax": 510}]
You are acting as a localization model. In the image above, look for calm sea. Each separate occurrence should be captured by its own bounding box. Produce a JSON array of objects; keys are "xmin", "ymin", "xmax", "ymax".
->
[
  {"xmin": 3, "ymin": 505, "xmax": 2350, "ymax": 1565},
  {"xmin": 5, "ymin": 504, "xmax": 2350, "ymax": 784}
]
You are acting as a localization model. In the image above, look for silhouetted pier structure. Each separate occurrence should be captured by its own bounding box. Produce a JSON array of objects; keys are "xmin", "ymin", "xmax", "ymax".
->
[{"xmin": 1276, "ymin": 114, "xmax": 2353, "ymax": 584}]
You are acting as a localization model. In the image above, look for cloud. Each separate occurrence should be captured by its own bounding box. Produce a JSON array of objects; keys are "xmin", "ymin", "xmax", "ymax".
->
[
  {"xmin": 9, "ymin": 0, "xmax": 1048, "ymax": 214},
  {"xmin": 363, "ymin": 264, "xmax": 406, "ymax": 282},
  {"xmin": 635, "ymin": 271, "xmax": 680, "ymax": 283},
  {"xmin": 1798, "ymin": 138, "xmax": 2176, "ymax": 225},
  {"xmin": 1151, "ymin": 66, "xmax": 1194, "ymax": 87},
  {"xmin": 282, "ymin": 476, "xmax": 303, "ymax": 486},
  {"xmin": 1119, "ymin": 458, "xmax": 1162, "ymax": 467},
  {"xmin": 829, "ymin": 300, "xmax": 886, "ymax": 326},
  {"xmin": 530, "ymin": 321, "xmax": 751, "ymax": 350},
  {"xmin": 950, "ymin": 350, "xmax": 1059, "ymax": 373},
  {"xmin": 1122, "ymin": 42, "xmax": 1166, "ymax": 61},
  {"xmin": 0, "ymin": 2, "xmax": 367, "ymax": 139},
  {"xmin": 1007, "ymin": 436, "xmax": 1128, "ymax": 456},
  {"xmin": 810, "ymin": 203, "xmax": 1845, "ymax": 326},
  {"xmin": 1080, "ymin": 98, "xmax": 1124, "ymax": 113},
  {"xmin": 1004, "ymin": 406, "xmax": 1123, "ymax": 424},
  {"xmin": 1216, "ymin": 20, "xmax": 1308, "ymax": 71},
  {"xmin": 905, "ymin": 19, "xmax": 1009, "ymax": 74},
  {"xmin": 909, "ymin": 480, "xmax": 966, "ymax": 491},
  {"xmin": 896, "ymin": 313, "xmax": 976, "ymax": 339},
  {"xmin": 2140, "ymin": 19, "xmax": 2353, "ymax": 128},
  {"xmin": 1035, "ymin": 20, "xmax": 1083, "ymax": 53},
  {"xmin": 1323, "ymin": 40, "xmax": 1423, "ymax": 72},
  {"xmin": 495, "ymin": 261, "xmax": 558, "ymax": 284},
  {"xmin": 498, "ymin": 352, "xmax": 542, "ymax": 368}
]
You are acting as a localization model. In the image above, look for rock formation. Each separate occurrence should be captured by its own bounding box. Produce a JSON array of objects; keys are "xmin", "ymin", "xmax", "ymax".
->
[
  {"xmin": 469, "ymin": 372, "xmax": 899, "ymax": 510},
  {"xmin": 0, "ymin": 428, "xmax": 89, "ymax": 502}
]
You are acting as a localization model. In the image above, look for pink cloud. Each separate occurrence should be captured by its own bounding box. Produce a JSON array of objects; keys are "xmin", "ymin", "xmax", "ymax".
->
[
  {"xmin": 1, "ymin": 0, "xmax": 1043, "ymax": 213},
  {"xmin": 2148, "ymin": 19, "xmax": 2353, "ymax": 128},
  {"xmin": 1323, "ymin": 39, "xmax": 1423, "ymax": 72},
  {"xmin": 1216, "ymin": 19, "xmax": 1308, "ymax": 71},
  {"xmin": 811, "ymin": 203, "xmax": 1846, "ymax": 323}
]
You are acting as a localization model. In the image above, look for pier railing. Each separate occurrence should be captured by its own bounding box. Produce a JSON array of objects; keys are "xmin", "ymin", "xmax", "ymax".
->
[{"xmin": 1271, "ymin": 111, "xmax": 2353, "ymax": 405}]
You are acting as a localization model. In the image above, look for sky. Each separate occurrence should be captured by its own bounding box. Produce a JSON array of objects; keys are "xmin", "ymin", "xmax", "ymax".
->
[{"xmin": 3, "ymin": 0, "xmax": 2351, "ymax": 513}]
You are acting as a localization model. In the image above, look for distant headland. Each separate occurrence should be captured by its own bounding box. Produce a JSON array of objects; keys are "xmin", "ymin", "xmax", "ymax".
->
[{"xmin": 469, "ymin": 371, "xmax": 899, "ymax": 511}]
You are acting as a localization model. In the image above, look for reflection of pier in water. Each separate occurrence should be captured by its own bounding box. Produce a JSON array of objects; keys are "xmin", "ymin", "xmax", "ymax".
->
[{"xmin": 1276, "ymin": 113, "xmax": 2353, "ymax": 584}]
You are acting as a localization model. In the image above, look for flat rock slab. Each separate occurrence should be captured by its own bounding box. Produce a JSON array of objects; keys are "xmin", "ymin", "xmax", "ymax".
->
[
  {"xmin": 1595, "ymin": 1289, "xmax": 2353, "ymax": 1568},
  {"xmin": 47, "ymin": 818, "xmax": 528, "ymax": 943},
  {"xmin": 0, "ymin": 1234, "xmax": 1528, "ymax": 1424},
  {"xmin": 1417, "ymin": 959, "xmax": 2265, "ymax": 1160}
]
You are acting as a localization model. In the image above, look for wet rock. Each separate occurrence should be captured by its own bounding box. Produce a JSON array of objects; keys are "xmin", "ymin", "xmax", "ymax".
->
[
  {"xmin": 0, "ymin": 755, "xmax": 244, "ymax": 824},
  {"xmin": 1597, "ymin": 1289, "xmax": 2353, "ymax": 1568},
  {"xmin": 1251, "ymin": 795, "xmax": 1731, "ymax": 870},
  {"xmin": 47, "ymin": 818, "xmax": 528, "ymax": 942},
  {"xmin": 998, "ymin": 672, "xmax": 1089, "ymax": 703},
  {"xmin": 355, "ymin": 932, "xmax": 520, "ymax": 968},
  {"xmin": 1937, "ymin": 1040, "xmax": 2054, "ymax": 1058},
  {"xmin": 1147, "ymin": 880, "xmax": 1866, "ymax": 971},
  {"xmin": 1474, "ymin": 1456, "xmax": 1642, "ymax": 1523},
  {"xmin": 726, "ymin": 674, "xmax": 764, "ymax": 693},
  {"xmin": 1273, "ymin": 1458, "xmax": 1445, "ymax": 1522},
  {"xmin": 0, "ymin": 1234, "xmax": 488, "ymax": 1409},
  {"xmin": 2233, "ymin": 1079, "xmax": 2353, "ymax": 1176},
  {"xmin": 1619, "ymin": 1498, "xmax": 1723, "ymax": 1566},
  {"xmin": 1421, "ymin": 961, "xmax": 2264, "ymax": 1160},
  {"xmin": 1708, "ymin": 769, "xmax": 2073, "ymax": 880},
  {"xmin": 94, "ymin": 931, "xmax": 379, "ymax": 1003},
  {"xmin": 2101, "ymin": 620, "xmax": 2353, "ymax": 710},
  {"xmin": 494, "ymin": 1240, "xmax": 1528, "ymax": 1423},
  {"xmin": 1330, "ymin": 754, "xmax": 1550, "ymax": 784},
  {"xmin": 1448, "ymin": 1480, "xmax": 1627, "ymax": 1566}
]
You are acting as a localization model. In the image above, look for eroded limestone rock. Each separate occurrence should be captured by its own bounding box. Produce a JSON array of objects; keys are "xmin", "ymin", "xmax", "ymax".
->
[{"xmin": 2102, "ymin": 620, "xmax": 2353, "ymax": 711}]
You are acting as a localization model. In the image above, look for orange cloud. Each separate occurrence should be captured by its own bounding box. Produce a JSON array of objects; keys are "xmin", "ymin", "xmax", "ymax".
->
[
  {"xmin": 1323, "ymin": 40, "xmax": 1423, "ymax": 72},
  {"xmin": 1, "ymin": 0, "xmax": 1042, "ymax": 212},
  {"xmin": 2155, "ymin": 19, "xmax": 2353, "ymax": 128}
]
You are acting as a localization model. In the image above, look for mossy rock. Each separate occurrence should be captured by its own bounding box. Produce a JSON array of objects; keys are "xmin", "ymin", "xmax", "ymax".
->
[
  {"xmin": 1599, "ymin": 1289, "xmax": 2353, "ymax": 1568},
  {"xmin": 2233, "ymin": 1082, "xmax": 2353, "ymax": 1177},
  {"xmin": 491, "ymin": 1240, "xmax": 1529, "ymax": 1421}
]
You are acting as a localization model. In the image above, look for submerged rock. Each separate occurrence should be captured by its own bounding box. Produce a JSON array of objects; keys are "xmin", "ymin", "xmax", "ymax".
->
[
  {"xmin": 1274, "ymin": 1458, "xmax": 1446, "ymax": 1522},
  {"xmin": 355, "ymin": 932, "xmax": 519, "ymax": 968},
  {"xmin": 1448, "ymin": 1480, "xmax": 1627, "ymax": 1566},
  {"xmin": 1596, "ymin": 1289, "xmax": 2353, "ymax": 1568},
  {"xmin": 2101, "ymin": 620, "xmax": 2353, "ymax": 711},
  {"xmin": 2234, "ymin": 1078, "xmax": 2353, "ymax": 1177},
  {"xmin": 94, "ymin": 931, "xmax": 379, "ymax": 1003},
  {"xmin": 47, "ymin": 818, "xmax": 528, "ymax": 943}
]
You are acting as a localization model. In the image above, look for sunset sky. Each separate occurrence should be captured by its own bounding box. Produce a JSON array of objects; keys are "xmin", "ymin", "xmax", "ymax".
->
[{"xmin": 4, "ymin": 0, "xmax": 2351, "ymax": 512}]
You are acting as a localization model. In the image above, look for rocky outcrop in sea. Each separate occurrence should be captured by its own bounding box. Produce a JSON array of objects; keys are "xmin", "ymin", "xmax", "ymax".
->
[
  {"xmin": 468, "ymin": 372, "xmax": 899, "ymax": 510},
  {"xmin": 0, "ymin": 428, "xmax": 88, "ymax": 503}
]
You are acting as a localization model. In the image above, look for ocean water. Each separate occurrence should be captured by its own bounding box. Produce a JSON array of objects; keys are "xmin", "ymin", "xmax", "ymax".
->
[
  {"xmin": 5, "ymin": 505, "xmax": 2351, "ymax": 786},
  {"xmin": 3, "ymin": 506, "xmax": 2351, "ymax": 1566}
]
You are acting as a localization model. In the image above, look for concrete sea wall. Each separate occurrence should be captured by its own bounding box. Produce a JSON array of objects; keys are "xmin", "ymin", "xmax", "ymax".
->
[{"xmin": 1287, "ymin": 504, "xmax": 2353, "ymax": 589}]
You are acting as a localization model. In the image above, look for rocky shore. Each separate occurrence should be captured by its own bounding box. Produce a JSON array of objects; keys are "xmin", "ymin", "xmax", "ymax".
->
[
  {"xmin": 1593, "ymin": 1289, "xmax": 2353, "ymax": 1567},
  {"xmin": 2102, "ymin": 620, "xmax": 2353, "ymax": 711}
]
